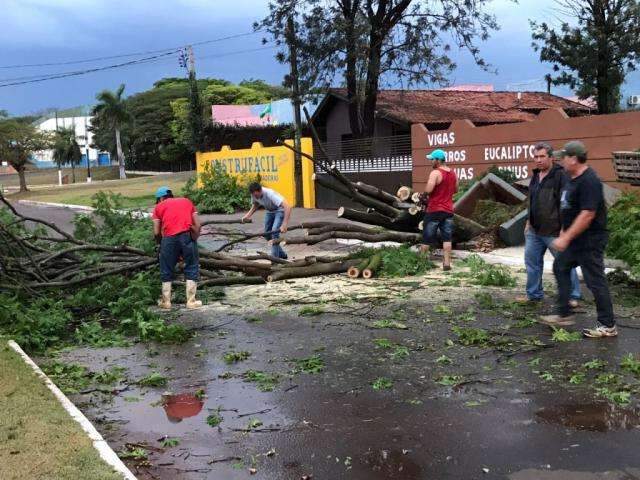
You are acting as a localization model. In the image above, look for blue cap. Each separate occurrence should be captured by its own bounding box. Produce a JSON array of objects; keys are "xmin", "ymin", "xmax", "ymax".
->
[
  {"xmin": 427, "ymin": 149, "xmax": 447, "ymax": 162},
  {"xmin": 155, "ymin": 186, "xmax": 171, "ymax": 199}
]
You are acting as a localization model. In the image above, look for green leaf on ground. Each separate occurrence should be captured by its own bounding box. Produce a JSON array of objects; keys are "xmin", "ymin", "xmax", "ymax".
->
[
  {"xmin": 551, "ymin": 328, "xmax": 582, "ymax": 342},
  {"xmin": 223, "ymin": 350, "xmax": 251, "ymax": 364},
  {"xmin": 372, "ymin": 319, "xmax": 408, "ymax": 330},
  {"xmin": 371, "ymin": 377, "xmax": 393, "ymax": 390}
]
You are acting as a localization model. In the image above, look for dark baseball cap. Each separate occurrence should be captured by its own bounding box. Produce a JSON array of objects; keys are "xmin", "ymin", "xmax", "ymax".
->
[{"xmin": 553, "ymin": 141, "xmax": 587, "ymax": 158}]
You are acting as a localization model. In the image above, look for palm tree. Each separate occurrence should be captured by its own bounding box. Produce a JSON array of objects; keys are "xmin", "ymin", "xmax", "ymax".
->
[
  {"xmin": 52, "ymin": 127, "xmax": 82, "ymax": 184},
  {"xmin": 93, "ymin": 84, "xmax": 129, "ymax": 179}
]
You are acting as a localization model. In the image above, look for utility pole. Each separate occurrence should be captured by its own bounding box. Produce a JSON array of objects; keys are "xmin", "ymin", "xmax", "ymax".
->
[
  {"xmin": 188, "ymin": 45, "xmax": 195, "ymax": 74},
  {"xmin": 286, "ymin": 15, "xmax": 304, "ymax": 207},
  {"xmin": 545, "ymin": 75, "xmax": 552, "ymax": 94},
  {"xmin": 85, "ymin": 116, "xmax": 92, "ymax": 183},
  {"xmin": 183, "ymin": 45, "xmax": 203, "ymax": 167},
  {"xmin": 55, "ymin": 109, "xmax": 62, "ymax": 186}
]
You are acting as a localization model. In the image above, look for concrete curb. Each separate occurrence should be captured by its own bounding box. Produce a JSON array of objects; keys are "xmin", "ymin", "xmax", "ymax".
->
[
  {"xmin": 7, "ymin": 340, "xmax": 138, "ymax": 480},
  {"xmin": 17, "ymin": 199, "xmax": 151, "ymax": 218},
  {"xmin": 18, "ymin": 199, "xmax": 94, "ymax": 212}
]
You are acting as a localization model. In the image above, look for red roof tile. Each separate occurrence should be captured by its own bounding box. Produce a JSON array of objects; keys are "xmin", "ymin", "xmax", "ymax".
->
[{"xmin": 329, "ymin": 89, "xmax": 591, "ymax": 125}]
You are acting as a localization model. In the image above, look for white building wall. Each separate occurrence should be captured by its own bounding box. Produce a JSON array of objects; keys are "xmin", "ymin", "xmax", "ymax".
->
[{"xmin": 33, "ymin": 116, "xmax": 105, "ymax": 165}]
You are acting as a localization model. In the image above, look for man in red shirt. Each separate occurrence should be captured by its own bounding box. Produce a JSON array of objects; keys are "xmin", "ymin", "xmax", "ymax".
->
[
  {"xmin": 420, "ymin": 149, "xmax": 458, "ymax": 270},
  {"xmin": 152, "ymin": 186, "xmax": 202, "ymax": 309}
]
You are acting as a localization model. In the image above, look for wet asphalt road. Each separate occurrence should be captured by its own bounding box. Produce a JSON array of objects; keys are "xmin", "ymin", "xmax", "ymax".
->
[
  {"xmin": 56, "ymin": 276, "xmax": 640, "ymax": 480},
  {"xmin": 14, "ymin": 202, "xmax": 640, "ymax": 479}
]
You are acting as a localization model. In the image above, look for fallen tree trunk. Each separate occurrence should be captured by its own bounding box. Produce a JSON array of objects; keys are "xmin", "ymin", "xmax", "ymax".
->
[
  {"xmin": 347, "ymin": 258, "xmax": 370, "ymax": 279},
  {"xmin": 338, "ymin": 207, "xmax": 399, "ymax": 231},
  {"xmin": 198, "ymin": 276, "xmax": 265, "ymax": 287},
  {"xmin": 354, "ymin": 181, "xmax": 400, "ymax": 205},
  {"xmin": 453, "ymin": 214, "xmax": 487, "ymax": 242},
  {"xmin": 362, "ymin": 254, "xmax": 382, "ymax": 279},
  {"xmin": 267, "ymin": 259, "xmax": 359, "ymax": 282},
  {"xmin": 281, "ymin": 229, "xmax": 421, "ymax": 246},
  {"xmin": 201, "ymin": 218, "xmax": 252, "ymax": 226},
  {"xmin": 397, "ymin": 186, "xmax": 413, "ymax": 201},
  {"xmin": 305, "ymin": 223, "xmax": 380, "ymax": 236}
]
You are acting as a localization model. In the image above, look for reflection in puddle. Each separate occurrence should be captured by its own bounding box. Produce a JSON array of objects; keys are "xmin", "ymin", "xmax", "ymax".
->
[
  {"xmin": 360, "ymin": 449, "xmax": 422, "ymax": 478},
  {"xmin": 162, "ymin": 393, "xmax": 204, "ymax": 423},
  {"xmin": 536, "ymin": 403, "xmax": 640, "ymax": 432}
]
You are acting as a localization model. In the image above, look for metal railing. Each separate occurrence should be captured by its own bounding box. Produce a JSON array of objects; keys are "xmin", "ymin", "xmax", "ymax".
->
[{"xmin": 314, "ymin": 134, "xmax": 413, "ymax": 173}]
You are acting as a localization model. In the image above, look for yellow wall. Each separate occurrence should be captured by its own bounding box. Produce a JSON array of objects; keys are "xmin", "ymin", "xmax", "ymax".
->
[{"xmin": 196, "ymin": 138, "xmax": 315, "ymax": 208}]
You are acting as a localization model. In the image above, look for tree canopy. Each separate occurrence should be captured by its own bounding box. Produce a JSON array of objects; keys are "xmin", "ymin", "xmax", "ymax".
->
[
  {"xmin": 52, "ymin": 126, "xmax": 82, "ymax": 182},
  {"xmin": 531, "ymin": 0, "xmax": 640, "ymax": 114},
  {"xmin": 258, "ymin": 0, "xmax": 498, "ymax": 138},
  {"xmin": 89, "ymin": 77, "xmax": 290, "ymax": 171},
  {"xmin": 0, "ymin": 117, "xmax": 52, "ymax": 191}
]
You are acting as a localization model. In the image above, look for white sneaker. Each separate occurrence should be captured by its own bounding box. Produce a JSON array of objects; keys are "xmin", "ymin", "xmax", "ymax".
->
[{"xmin": 582, "ymin": 325, "xmax": 618, "ymax": 338}]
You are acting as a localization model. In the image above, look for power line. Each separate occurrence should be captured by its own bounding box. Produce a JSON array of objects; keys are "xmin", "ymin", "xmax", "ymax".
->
[
  {"xmin": 0, "ymin": 44, "xmax": 279, "ymax": 88},
  {"xmin": 198, "ymin": 45, "xmax": 278, "ymax": 61},
  {"xmin": 0, "ymin": 51, "xmax": 179, "ymax": 88},
  {"xmin": 0, "ymin": 30, "xmax": 264, "ymax": 69}
]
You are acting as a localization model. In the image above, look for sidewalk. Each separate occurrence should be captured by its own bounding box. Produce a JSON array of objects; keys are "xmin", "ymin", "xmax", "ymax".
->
[{"xmin": 456, "ymin": 245, "xmax": 628, "ymax": 277}]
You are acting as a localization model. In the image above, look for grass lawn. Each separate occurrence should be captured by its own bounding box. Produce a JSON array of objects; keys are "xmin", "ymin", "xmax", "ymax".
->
[
  {"xmin": 0, "ymin": 343, "xmax": 122, "ymax": 480},
  {"xmin": 9, "ymin": 171, "xmax": 194, "ymax": 209}
]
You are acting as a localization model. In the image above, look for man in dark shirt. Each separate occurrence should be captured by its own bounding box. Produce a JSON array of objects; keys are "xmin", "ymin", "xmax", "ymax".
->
[
  {"xmin": 539, "ymin": 141, "xmax": 616, "ymax": 338},
  {"xmin": 517, "ymin": 142, "xmax": 581, "ymax": 304}
]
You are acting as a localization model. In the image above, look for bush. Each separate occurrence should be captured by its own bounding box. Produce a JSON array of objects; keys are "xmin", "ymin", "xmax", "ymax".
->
[
  {"xmin": 74, "ymin": 191, "xmax": 154, "ymax": 254},
  {"xmin": 0, "ymin": 295, "xmax": 71, "ymax": 352},
  {"xmin": 607, "ymin": 193, "xmax": 640, "ymax": 278},
  {"xmin": 181, "ymin": 163, "xmax": 258, "ymax": 214}
]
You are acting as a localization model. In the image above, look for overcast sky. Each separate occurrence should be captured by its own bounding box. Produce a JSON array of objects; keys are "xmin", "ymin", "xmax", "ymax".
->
[{"xmin": 1, "ymin": 0, "xmax": 639, "ymax": 115}]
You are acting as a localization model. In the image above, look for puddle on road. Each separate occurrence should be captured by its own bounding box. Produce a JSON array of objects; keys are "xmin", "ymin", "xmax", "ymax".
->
[
  {"xmin": 536, "ymin": 403, "xmax": 640, "ymax": 432},
  {"xmin": 162, "ymin": 393, "xmax": 204, "ymax": 423}
]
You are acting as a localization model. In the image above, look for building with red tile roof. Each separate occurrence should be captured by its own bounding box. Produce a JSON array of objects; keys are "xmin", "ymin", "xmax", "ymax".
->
[{"xmin": 312, "ymin": 88, "xmax": 592, "ymax": 143}]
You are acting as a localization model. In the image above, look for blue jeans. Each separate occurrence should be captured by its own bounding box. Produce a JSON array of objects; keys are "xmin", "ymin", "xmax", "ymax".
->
[
  {"xmin": 159, "ymin": 232, "xmax": 199, "ymax": 282},
  {"xmin": 423, "ymin": 212, "xmax": 454, "ymax": 245},
  {"xmin": 525, "ymin": 230, "xmax": 580, "ymax": 301},
  {"xmin": 264, "ymin": 210, "xmax": 287, "ymax": 259}
]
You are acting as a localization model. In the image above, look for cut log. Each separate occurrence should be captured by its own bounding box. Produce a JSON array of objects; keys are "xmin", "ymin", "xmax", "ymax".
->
[
  {"xmin": 312, "ymin": 173, "xmax": 353, "ymax": 198},
  {"xmin": 266, "ymin": 259, "xmax": 359, "ymax": 282},
  {"xmin": 329, "ymin": 165, "xmax": 357, "ymax": 192},
  {"xmin": 280, "ymin": 230, "xmax": 421, "ymax": 246},
  {"xmin": 347, "ymin": 258, "xmax": 371, "ymax": 279},
  {"xmin": 199, "ymin": 276, "xmax": 265, "ymax": 287},
  {"xmin": 201, "ymin": 218, "xmax": 252, "ymax": 226},
  {"xmin": 362, "ymin": 254, "xmax": 382, "ymax": 279},
  {"xmin": 453, "ymin": 214, "xmax": 487, "ymax": 242},
  {"xmin": 338, "ymin": 207, "xmax": 398, "ymax": 230},
  {"xmin": 411, "ymin": 192, "xmax": 422, "ymax": 204},
  {"xmin": 397, "ymin": 186, "xmax": 413, "ymax": 201},
  {"xmin": 394, "ymin": 201, "xmax": 416, "ymax": 210},
  {"xmin": 305, "ymin": 223, "xmax": 379, "ymax": 236},
  {"xmin": 355, "ymin": 181, "xmax": 400, "ymax": 205},
  {"xmin": 408, "ymin": 206, "xmax": 420, "ymax": 216},
  {"xmin": 316, "ymin": 173, "xmax": 402, "ymax": 217}
]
